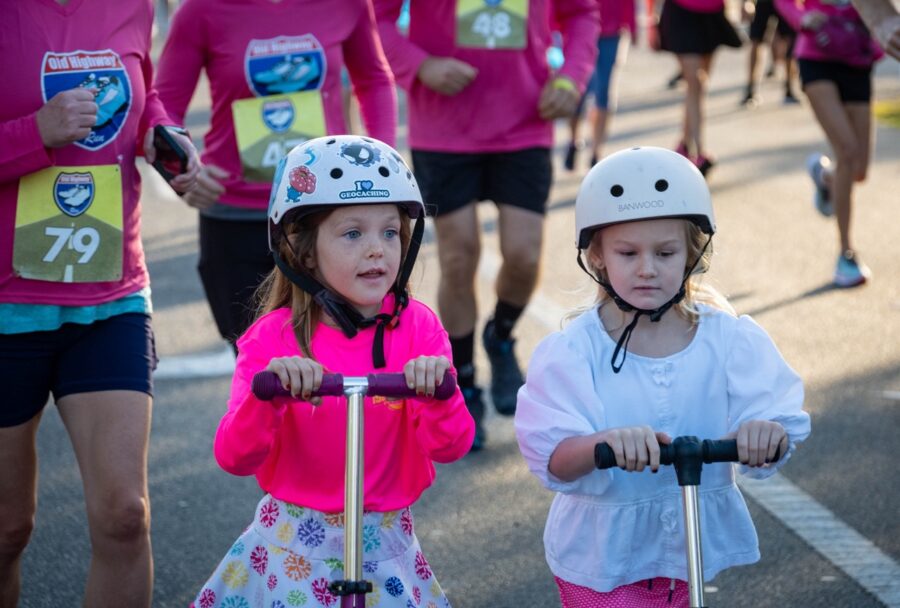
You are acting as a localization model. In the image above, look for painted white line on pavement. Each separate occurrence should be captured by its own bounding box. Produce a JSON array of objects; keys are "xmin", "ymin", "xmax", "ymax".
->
[
  {"xmin": 881, "ymin": 390, "xmax": 900, "ymax": 401},
  {"xmin": 739, "ymin": 474, "xmax": 900, "ymax": 608},
  {"xmin": 154, "ymin": 345, "xmax": 235, "ymax": 379},
  {"xmin": 482, "ymin": 246, "xmax": 900, "ymax": 608}
]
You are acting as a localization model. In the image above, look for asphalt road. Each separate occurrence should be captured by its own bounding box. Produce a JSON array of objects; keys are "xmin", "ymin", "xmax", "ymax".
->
[{"xmin": 17, "ymin": 35, "xmax": 900, "ymax": 608}]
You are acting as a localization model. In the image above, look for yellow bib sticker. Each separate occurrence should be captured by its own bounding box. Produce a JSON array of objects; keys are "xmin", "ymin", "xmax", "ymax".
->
[
  {"xmin": 14, "ymin": 165, "xmax": 123, "ymax": 283},
  {"xmin": 456, "ymin": 0, "xmax": 528, "ymax": 49},
  {"xmin": 232, "ymin": 91, "xmax": 326, "ymax": 183}
]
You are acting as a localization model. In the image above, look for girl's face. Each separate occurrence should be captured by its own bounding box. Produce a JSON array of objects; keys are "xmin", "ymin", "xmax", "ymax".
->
[
  {"xmin": 589, "ymin": 219, "xmax": 689, "ymax": 311},
  {"xmin": 311, "ymin": 204, "xmax": 403, "ymax": 318}
]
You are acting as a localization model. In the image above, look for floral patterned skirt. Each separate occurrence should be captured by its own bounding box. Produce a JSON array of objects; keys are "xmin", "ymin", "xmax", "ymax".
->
[{"xmin": 192, "ymin": 494, "xmax": 451, "ymax": 608}]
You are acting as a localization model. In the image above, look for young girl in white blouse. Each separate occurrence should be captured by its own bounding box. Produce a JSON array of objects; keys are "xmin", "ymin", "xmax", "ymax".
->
[{"xmin": 515, "ymin": 146, "xmax": 811, "ymax": 608}]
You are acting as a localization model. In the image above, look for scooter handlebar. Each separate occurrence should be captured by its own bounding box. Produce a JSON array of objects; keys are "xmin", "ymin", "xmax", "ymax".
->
[
  {"xmin": 594, "ymin": 437, "xmax": 781, "ymax": 470},
  {"xmin": 251, "ymin": 370, "xmax": 458, "ymax": 401}
]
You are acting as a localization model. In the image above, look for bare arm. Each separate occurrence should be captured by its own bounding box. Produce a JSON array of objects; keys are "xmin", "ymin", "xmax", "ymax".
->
[{"xmin": 851, "ymin": 0, "xmax": 900, "ymax": 59}]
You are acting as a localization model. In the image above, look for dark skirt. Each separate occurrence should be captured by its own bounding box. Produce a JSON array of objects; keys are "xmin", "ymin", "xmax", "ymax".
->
[{"xmin": 659, "ymin": 0, "xmax": 742, "ymax": 55}]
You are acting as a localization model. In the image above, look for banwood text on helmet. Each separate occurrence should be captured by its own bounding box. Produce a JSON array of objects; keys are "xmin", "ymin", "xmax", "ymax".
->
[
  {"xmin": 574, "ymin": 146, "xmax": 716, "ymax": 374},
  {"xmin": 575, "ymin": 146, "xmax": 715, "ymax": 249},
  {"xmin": 267, "ymin": 135, "xmax": 425, "ymax": 368}
]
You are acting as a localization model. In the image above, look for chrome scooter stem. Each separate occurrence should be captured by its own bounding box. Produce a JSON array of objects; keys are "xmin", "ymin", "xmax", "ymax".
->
[
  {"xmin": 682, "ymin": 485, "xmax": 706, "ymax": 608},
  {"xmin": 342, "ymin": 379, "xmax": 368, "ymax": 608}
]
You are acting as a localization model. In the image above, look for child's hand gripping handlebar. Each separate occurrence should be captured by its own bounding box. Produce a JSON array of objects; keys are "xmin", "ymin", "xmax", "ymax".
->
[
  {"xmin": 594, "ymin": 436, "xmax": 783, "ymax": 486},
  {"xmin": 251, "ymin": 370, "xmax": 458, "ymax": 401}
]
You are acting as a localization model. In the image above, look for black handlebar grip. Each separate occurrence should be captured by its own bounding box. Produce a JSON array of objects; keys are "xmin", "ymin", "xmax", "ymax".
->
[
  {"xmin": 366, "ymin": 371, "xmax": 457, "ymax": 400},
  {"xmin": 702, "ymin": 439, "xmax": 739, "ymax": 463},
  {"xmin": 594, "ymin": 442, "xmax": 618, "ymax": 469},
  {"xmin": 251, "ymin": 371, "xmax": 345, "ymax": 400}
]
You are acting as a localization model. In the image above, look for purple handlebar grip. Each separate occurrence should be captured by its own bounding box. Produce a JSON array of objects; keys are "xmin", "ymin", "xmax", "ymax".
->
[
  {"xmin": 366, "ymin": 371, "xmax": 457, "ymax": 400},
  {"xmin": 251, "ymin": 371, "xmax": 345, "ymax": 400}
]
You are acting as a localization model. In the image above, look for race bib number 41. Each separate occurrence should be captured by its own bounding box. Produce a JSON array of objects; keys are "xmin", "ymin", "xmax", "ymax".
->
[
  {"xmin": 13, "ymin": 166, "xmax": 123, "ymax": 283},
  {"xmin": 456, "ymin": 0, "xmax": 528, "ymax": 49}
]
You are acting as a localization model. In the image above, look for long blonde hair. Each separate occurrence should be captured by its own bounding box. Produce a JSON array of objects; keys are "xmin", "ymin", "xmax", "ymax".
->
[
  {"xmin": 582, "ymin": 219, "xmax": 733, "ymax": 326},
  {"xmin": 255, "ymin": 206, "xmax": 414, "ymax": 359}
]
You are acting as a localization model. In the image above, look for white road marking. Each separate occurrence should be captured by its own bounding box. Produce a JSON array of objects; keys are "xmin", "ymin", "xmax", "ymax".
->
[{"xmin": 154, "ymin": 345, "xmax": 235, "ymax": 379}]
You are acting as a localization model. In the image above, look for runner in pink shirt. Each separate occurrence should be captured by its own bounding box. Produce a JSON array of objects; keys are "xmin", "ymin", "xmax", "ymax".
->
[
  {"xmin": 0, "ymin": 1, "xmax": 199, "ymax": 606},
  {"xmin": 375, "ymin": 0, "xmax": 598, "ymax": 451},
  {"xmin": 775, "ymin": 0, "xmax": 884, "ymax": 287},
  {"xmin": 192, "ymin": 136, "xmax": 474, "ymax": 608},
  {"xmin": 154, "ymin": 0, "xmax": 397, "ymax": 350}
]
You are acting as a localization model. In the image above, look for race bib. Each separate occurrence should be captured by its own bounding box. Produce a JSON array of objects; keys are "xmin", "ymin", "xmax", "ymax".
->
[
  {"xmin": 232, "ymin": 91, "xmax": 326, "ymax": 183},
  {"xmin": 456, "ymin": 0, "xmax": 528, "ymax": 49},
  {"xmin": 13, "ymin": 166, "xmax": 123, "ymax": 283}
]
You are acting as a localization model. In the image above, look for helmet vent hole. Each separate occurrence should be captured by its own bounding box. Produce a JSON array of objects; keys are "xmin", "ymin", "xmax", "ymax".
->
[
  {"xmin": 326, "ymin": 138, "xmax": 336, "ymax": 145},
  {"xmin": 330, "ymin": 168, "xmax": 343, "ymax": 179},
  {"xmin": 378, "ymin": 166, "xmax": 390, "ymax": 177},
  {"xmin": 610, "ymin": 185, "xmax": 624, "ymax": 197},
  {"xmin": 406, "ymin": 170, "xmax": 412, "ymax": 180},
  {"xmin": 655, "ymin": 179, "xmax": 669, "ymax": 192}
]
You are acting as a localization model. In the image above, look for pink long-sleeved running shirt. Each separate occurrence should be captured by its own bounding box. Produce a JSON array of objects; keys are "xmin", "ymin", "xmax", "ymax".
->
[
  {"xmin": 0, "ymin": 0, "xmax": 169, "ymax": 305},
  {"xmin": 215, "ymin": 296, "xmax": 475, "ymax": 513},
  {"xmin": 375, "ymin": 0, "xmax": 598, "ymax": 153},
  {"xmin": 775, "ymin": 0, "xmax": 883, "ymax": 68},
  {"xmin": 154, "ymin": 0, "xmax": 397, "ymax": 210}
]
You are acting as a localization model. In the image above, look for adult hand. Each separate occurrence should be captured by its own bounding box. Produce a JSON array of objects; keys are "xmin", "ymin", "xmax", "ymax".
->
[
  {"xmin": 537, "ymin": 77, "xmax": 580, "ymax": 120},
  {"xmin": 143, "ymin": 127, "xmax": 201, "ymax": 194},
  {"xmin": 873, "ymin": 15, "xmax": 900, "ymax": 60},
  {"xmin": 181, "ymin": 164, "xmax": 228, "ymax": 210},
  {"xmin": 403, "ymin": 355, "xmax": 451, "ymax": 398},
  {"xmin": 416, "ymin": 57, "xmax": 478, "ymax": 96},
  {"xmin": 266, "ymin": 356, "xmax": 324, "ymax": 405},
  {"xmin": 731, "ymin": 420, "xmax": 787, "ymax": 467},
  {"xmin": 35, "ymin": 88, "xmax": 98, "ymax": 148}
]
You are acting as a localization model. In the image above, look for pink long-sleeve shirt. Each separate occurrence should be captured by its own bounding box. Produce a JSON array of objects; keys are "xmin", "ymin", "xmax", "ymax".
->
[
  {"xmin": 670, "ymin": 0, "xmax": 724, "ymax": 13},
  {"xmin": 154, "ymin": 0, "xmax": 397, "ymax": 210},
  {"xmin": 775, "ymin": 0, "xmax": 883, "ymax": 67},
  {"xmin": 375, "ymin": 0, "xmax": 598, "ymax": 153},
  {"xmin": 215, "ymin": 296, "xmax": 475, "ymax": 513},
  {"xmin": 597, "ymin": 0, "xmax": 636, "ymax": 37},
  {"xmin": 0, "ymin": 0, "xmax": 169, "ymax": 305}
]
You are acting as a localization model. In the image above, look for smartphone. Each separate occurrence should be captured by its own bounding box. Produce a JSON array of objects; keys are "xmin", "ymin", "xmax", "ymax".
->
[{"xmin": 151, "ymin": 125, "xmax": 188, "ymax": 183}]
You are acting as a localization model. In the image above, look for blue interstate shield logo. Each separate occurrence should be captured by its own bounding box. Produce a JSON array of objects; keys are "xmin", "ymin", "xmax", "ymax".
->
[
  {"xmin": 245, "ymin": 35, "xmax": 326, "ymax": 96},
  {"xmin": 42, "ymin": 50, "xmax": 132, "ymax": 151},
  {"xmin": 54, "ymin": 172, "xmax": 95, "ymax": 217},
  {"xmin": 261, "ymin": 98, "xmax": 295, "ymax": 132}
]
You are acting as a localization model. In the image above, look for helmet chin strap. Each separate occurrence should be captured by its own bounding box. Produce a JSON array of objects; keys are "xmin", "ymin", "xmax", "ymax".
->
[
  {"xmin": 272, "ymin": 214, "xmax": 424, "ymax": 369},
  {"xmin": 576, "ymin": 235, "xmax": 711, "ymax": 373}
]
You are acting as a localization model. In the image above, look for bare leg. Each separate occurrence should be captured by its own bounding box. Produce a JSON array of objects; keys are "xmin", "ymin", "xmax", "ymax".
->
[
  {"xmin": 677, "ymin": 54, "xmax": 710, "ymax": 158},
  {"xmin": 495, "ymin": 205, "xmax": 545, "ymax": 308},
  {"xmin": 434, "ymin": 203, "xmax": 481, "ymax": 337},
  {"xmin": 57, "ymin": 390, "xmax": 153, "ymax": 608},
  {"xmin": 804, "ymin": 82, "xmax": 869, "ymax": 253},
  {"xmin": 588, "ymin": 107, "xmax": 610, "ymax": 163},
  {"xmin": 0, "ymin": 413, "xmax": 43, "ymax": 608}
]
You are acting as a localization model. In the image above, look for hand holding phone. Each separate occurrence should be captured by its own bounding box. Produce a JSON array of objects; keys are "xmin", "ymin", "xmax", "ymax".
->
[{"xmin": 151, "ymin": 125, "xmax": 189, "ymax": 183}]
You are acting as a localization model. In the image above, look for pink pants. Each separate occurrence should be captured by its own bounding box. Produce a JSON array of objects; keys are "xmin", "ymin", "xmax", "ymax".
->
[{"xmin": 555, "ymin": 576, "xmax": 690, "ymax": 608}]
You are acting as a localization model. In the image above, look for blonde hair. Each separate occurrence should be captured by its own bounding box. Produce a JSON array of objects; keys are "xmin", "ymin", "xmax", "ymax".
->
[
  {"xmin": 255, "ymin": 206, "xmax": 414, "ymax": 359},
  {"xmin": 582, "ymin": 219, "xmax": 733, "ymax": 326}
]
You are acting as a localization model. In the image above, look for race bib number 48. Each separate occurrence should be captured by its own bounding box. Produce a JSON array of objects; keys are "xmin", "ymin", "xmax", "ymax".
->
[
  {"xmin": 456, "ymin": 0, "xmax": 528, "ymax": 49},
  {"xmin": 13, "ymin": 166, "xmax": 123, "ymax": 283}
]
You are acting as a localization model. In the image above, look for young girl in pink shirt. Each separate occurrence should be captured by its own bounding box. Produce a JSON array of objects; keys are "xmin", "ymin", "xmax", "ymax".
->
[{"xmin": 191, "ymin": 135, "xmax": 474, "ymax": 608}]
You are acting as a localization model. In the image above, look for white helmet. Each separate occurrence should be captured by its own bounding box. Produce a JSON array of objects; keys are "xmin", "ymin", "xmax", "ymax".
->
[
  {"xmin": 268, "ymin": 135, "xmax": 424, "ymax": 251},
  {"xmin": 575, "ymin": 146, "xmax": 715, "ymax": 249}
]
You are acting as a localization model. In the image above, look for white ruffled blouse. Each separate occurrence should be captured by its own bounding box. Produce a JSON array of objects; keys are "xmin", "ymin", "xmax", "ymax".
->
[{"xmin": 515, "ymin": 304, "xmax": 811, "ymax": 592}]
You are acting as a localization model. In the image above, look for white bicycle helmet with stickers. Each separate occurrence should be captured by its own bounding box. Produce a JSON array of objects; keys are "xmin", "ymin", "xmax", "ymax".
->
[
  {"xmin": 573, "ymin": 146, "xmax": 716, "ymax": 373},
  {"xmin": 267, "ymin": 135, "xmax": 425, "ymax": 368}
]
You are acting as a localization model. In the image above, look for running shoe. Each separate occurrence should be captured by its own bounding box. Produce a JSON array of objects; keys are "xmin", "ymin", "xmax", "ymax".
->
[
  {"xmin": 462, "ymin": 386, "xmax": 486, "ymax": 452},
  {"xmin": 783, "ymin": 90, "xmax": 800, "ymax": 105},
  {"xmin": 740, "ymin": 87, "xmax": 760, "ymax": 108},
  {"xmin": 564, "ymin": 142, "xmax": 579, "ymax": 172},
  {"xmin": 806, "ymin": 153, "xmax": 834, "ymax": 217},
  {"xmin": 833, "ymin": 250, "xmax": 871, "ymax": 288},
  {"xmin": 694, "ymin": 154, "xmax": 715, "ymax": 177},
  {"xmin": 482, "ymin": 319, "xmax": 523, "ymax": 416}
]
